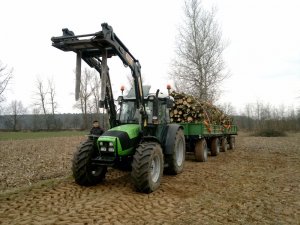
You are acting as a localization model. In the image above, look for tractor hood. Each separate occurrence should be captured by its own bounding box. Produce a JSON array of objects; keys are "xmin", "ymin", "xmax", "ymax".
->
[
  {"xmin": 108, "ymin": 124, "xmax": 140, "ymax": 138},
  {"xmin": 99, "ymin": 124, "xmax": 140, "ymax": 154}
]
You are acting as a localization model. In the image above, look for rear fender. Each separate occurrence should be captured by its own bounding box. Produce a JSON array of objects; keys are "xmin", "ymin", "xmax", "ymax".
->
[
  {"xmin": 141, "ymin": 136, "xmax": 160, "ymax": 144},
  {"xmin": 163, "ymin": 124, "xmax": 183, "ymax": 155}
]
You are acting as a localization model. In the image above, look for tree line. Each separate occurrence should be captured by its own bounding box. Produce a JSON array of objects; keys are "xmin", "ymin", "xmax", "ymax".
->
[{"xmin": 233, "ymin": 102, "xmax": 300, "ymax": 133}]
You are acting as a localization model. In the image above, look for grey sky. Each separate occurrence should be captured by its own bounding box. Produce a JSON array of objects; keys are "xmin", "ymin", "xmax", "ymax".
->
[{"xmin": 1, "ymin": 0, "xmax": 299, "ymax": 114}]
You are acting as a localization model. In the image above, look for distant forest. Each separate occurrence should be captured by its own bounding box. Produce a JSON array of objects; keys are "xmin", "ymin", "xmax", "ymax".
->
[
  {"xmin": 0, "ymin": 113, "xmax": 109, "ymax": 131},
  {"xmin": 1, "ymin": 110, "xmax": 299, "ymax": 133}
]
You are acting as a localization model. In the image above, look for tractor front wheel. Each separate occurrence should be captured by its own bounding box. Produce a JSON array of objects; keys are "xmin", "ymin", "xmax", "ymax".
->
[
  {"xmin": 72, "ymin": 140, "xmax": 107, "ymax": 186},
  {"xmin": 131, "ymin": 142, "xmax": 164, "ymax": 193}
]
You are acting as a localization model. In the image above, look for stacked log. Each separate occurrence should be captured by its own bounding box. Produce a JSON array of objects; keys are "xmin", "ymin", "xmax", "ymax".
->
[{"xmin": 169, "ymin": 91, "xmax": 232, "ymax": 126}]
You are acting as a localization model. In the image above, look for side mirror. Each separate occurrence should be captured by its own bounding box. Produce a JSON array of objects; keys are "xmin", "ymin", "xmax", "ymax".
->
[{"xmin": 166, "ymin": 99, "xmax": 174, "ymax": 108}]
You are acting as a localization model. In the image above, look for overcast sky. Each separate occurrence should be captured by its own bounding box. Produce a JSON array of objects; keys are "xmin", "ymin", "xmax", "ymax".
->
[{"xmin": 1, "ymin": 0, "xmax": 299, "ymax": 114}]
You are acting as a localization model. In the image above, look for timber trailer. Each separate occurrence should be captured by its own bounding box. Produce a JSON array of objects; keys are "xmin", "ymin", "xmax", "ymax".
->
[{"xmin": 51, "ymin": 23, "xmax": 237, "ymax": 193}]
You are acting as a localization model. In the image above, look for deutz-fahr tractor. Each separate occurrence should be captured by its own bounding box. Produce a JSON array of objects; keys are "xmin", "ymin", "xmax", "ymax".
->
[{"xmin": 51, "ymin": 23, "xmax": 185, "ymax": 193}]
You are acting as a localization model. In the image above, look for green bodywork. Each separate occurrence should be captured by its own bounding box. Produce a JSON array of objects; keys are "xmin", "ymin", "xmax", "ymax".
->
[
  {"xmin": 97, "ymin": 124, "xmax": 140, "ymax": 156},
  {"xmin": 180, "ymin": 123, "xmax": 238, "ymax": 136}
]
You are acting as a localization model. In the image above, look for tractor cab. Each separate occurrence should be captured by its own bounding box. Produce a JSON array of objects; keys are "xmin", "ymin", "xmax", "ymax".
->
[{"xmin": 117, "ymin": 86, "xmax": 174, "ymax": 126}]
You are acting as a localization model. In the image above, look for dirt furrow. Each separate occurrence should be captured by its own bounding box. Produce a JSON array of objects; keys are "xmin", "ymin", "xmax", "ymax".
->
[{"xmin": 1, "ymin": 133, "xmax": 300, "ymax": 224}]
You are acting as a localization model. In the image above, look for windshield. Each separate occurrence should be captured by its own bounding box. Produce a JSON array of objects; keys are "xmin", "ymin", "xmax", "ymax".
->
[
  {"xmin": 119, "ymin": 100, "xmax": 154, "ymax": 124},
  {"xmin": 119, "ymin": 101, "xmax": 139, "ymax": 123}
]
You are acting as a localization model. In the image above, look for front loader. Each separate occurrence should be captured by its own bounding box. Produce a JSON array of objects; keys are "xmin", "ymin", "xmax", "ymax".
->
[{"xmin": 51, "ymin": 23, "xmax": 186, "ymax": 193}]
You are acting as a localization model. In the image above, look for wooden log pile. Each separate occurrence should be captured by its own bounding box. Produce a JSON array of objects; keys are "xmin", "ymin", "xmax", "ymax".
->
[{"xmin": 169, "ymin": 91, "xmax": 232, "ymax": 126}]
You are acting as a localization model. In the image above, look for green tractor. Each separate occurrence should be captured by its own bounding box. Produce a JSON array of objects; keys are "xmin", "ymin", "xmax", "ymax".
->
[{"xmin": 52, "ymin": 23, "xmax": 186, "ymax": 193}]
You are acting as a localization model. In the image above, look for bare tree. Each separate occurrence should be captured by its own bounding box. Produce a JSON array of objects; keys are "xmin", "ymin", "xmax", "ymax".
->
[
  {"xmin": 218, "ymin": 102, "xmax": 236, "ymax": 115},
  {"xmin": 48, "ymin": 78, "xmax": 57, "ymax": 115},
  {"xmin": 244, "ymin": 103, "xmax": 254, "ymax": 130},
  {"xmin": 92, "ymin": 74, "xmax": 100, "ymax": 116},
  {"xmin": 6, "ymin": 100, "xmax": 27, "ymax": 131},
  {"xmin": 170, "ymin": 0, "xmax": 228, "ymax": 102},
  {"xmin": 0, "ymin": 61, "xmax": 13, "ymax": 104},
  {"xmin": 33, "ymin": 78, "xmax": 49, "ymax": 129},
  {"xmin": 34, "ymin": 78, "xmax": 48, "ymax": 115}
]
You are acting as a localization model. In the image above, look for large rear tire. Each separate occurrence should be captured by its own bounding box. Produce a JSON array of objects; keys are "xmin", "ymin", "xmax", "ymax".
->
[
  {"xmin": 194, "ymin": 139, "xmax": 208, "ymax": 162},
  {"xmin": 165, "ymin": 129, "xmax": 186, "ymax": 174},
  {"xmin": 220, "ymin": 138, "xmax": 228, "ymax": 152},
  {"xmin": 211, "ymin": 138, "xmax": 220, "ymax": 156},
  {"xmin": 72, "ymin": 140, "xmax": 107, "ymax": 186},
  {"xmin": 131, "ymin": 142, "xmax": 164, "ymax": 193}
]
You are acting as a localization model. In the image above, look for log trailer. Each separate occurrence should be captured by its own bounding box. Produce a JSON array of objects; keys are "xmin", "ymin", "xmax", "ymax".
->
[{"xmin": 51, "ymin": 23, "xmax": 237, "ymax": 193}]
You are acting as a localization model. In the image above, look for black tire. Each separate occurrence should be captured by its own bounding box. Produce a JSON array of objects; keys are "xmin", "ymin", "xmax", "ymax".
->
[
  {"xmin": 229, "ymin": 136, "xmax": 235, "ymax": 150},
  {"xmin": 165, "ymin": 129, "xmax": 186, "ymax": 174},
  {"xmin": 131, "ymin": 142, "xmax": 164, "ymax": 193},
  {"xmin": 72, "ymin": 140, "xmax": 107, "ymax": 186},
  {"xmin": 211, "ymin": 138, "xmax": 220, "ymax": 156},
  {"xmin": 194, "ymin": 139, "xmax": 208, "ymax": 162},
  {"xmin": 220, "ymin": 138, "xmax": 228, "ymax": 152}
]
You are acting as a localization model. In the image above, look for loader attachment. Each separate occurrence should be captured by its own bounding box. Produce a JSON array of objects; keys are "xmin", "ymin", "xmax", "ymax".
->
[{"xmin": 51, "ymin": 23, "xmax": 146, "ymax": 130}]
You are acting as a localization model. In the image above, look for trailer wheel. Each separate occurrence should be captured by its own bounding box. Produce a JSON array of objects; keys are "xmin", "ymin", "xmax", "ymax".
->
[
  {"xmin": 165, "ymin": 129, "xmax": 186, "ymax": 174},
  {"xmin": 220, "ymin": 138, "xmax": 228, "ymax": 152},
  {"xmin": 131, "ymin": 142, "xmax": 164, "ymax": 193},
  {"xmin": 211, "ymin": 138, "xmax": 220, "ymax": 156},
  {"xmin": 194, "ymin": 139, "xmax": 208, "ymax": 162},
  {"xmin": 72, "ymin": 140, "xmax": 107, "ymax": 186},
  {"xmin": 229, "ymin": 136, "xmax": 235, "ymax": 150}
]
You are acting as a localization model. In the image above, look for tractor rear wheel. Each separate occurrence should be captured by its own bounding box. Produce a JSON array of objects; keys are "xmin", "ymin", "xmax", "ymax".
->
[
  {"xmin": 194, "ymin": 139, "xmax": 208, "ymax": 162},
  {"xmin": 220, "ymin": 138, "xmax": 228, "ymax": 152},
  {"xmin": 72, "ymin": 140, "xmax": 107, "ymax": 186},
  {"xmin": 165, "ymin": 129, "xmax": 186, "ymax": 174},
  {"xmin": 211, "ymin": 138, "xmax": 220, "ymax": 156},
  {"xmin": 131, "ymin": 142, "xmax": 164, "ymax": 193},
  {"xmin": 229, "ymin": 136, "xmax": 235, "ymax": 150}
]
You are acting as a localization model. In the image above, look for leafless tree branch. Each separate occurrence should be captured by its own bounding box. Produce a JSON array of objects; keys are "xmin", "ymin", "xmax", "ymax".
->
[
  {"xmin": 170, "ymin": 0, "xmax": 229, "ymax": 103},
  {"xmin": 0, "ymin": 61, "xmax": 13, "ymax": 104}
]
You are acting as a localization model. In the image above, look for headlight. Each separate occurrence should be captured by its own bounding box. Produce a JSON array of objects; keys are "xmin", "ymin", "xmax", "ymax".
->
[
  {"xmin": 108, "ymin": 147, "xmax": 114, "ymax": 152},
  {"xmin": 109, "ymin": 142, "xmax": 114, "ymax": 147},
  {"xmin": 99, "ymin": 142, "xmax": 103, "ymax": 146},
  {"xmin": 100, "ymin": 147, "xmax": 106, "ymax": 152}
]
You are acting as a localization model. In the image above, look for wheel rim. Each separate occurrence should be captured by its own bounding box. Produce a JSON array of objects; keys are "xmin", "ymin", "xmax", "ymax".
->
[
  {"xmin": 175, "ymin": 137, "xmax": 184, "ymax": 166},
  {"xmin": 150, "ymin": 155, "xmax": 161, "ymax": 183},
  {"xmin": 90, "ymin": 166, "xmax": 103, "ymax": 177}
]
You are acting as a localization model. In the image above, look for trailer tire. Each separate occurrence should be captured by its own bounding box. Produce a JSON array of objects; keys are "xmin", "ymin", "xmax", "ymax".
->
[
  {"xmin": 195, "ymin": 139, "xmax": 208, "ymax": 162},
  {"xmin": 211, "ymin": 138, "xmax": 220, "ymax": 156},
  {"xmin": 165, "ymin": 129, "xmax": 186, "ymax": 174},
  {"xmin": 131, "ymin": 142, "xmax": 164, "ymax": 193},
  {"xmin": 229, "ymin": 136, "xmax": 235, "ymax": 150},
  {"xmin": 220, "ymin": 138, "xmax": 228, "ymax": 152},
  {"xmin": 72, "ymin": 140, "xmax": 107, "ymax": 186}
]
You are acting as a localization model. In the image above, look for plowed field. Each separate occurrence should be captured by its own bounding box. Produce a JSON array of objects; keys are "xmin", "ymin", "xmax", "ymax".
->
[{"xmin": 0, "ymin": 133, "xmax": 300, "ymax": 224}]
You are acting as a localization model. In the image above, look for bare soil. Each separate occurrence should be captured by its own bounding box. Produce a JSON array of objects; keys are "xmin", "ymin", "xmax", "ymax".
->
[{"xmin": 0, "ymin": 133, "xmax": 300, "ymax": 224}]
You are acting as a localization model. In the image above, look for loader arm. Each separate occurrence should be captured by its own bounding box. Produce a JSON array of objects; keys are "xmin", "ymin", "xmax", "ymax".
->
[{"xmin": 51, "ymin": 23, "xmax": 146, "ymax": 129}]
